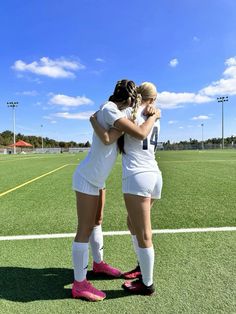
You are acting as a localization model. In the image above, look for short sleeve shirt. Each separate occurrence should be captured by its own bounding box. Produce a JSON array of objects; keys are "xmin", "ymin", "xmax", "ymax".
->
[{"xmin": 74, "ymin": 101, "xmax": 126, "ymax": 187}]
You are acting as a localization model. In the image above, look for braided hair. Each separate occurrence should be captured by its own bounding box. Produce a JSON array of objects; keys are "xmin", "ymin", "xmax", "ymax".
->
[
  {"xmin": 117, "ymin": 82, "xmax": 158, "ymax": 154},
  {"xmin": 109, "ymin": 79, "xmax": 138, "ymax": 109},
  {"xmin": 130, "ymin": 93, "xmax": 142, "ymax": 122}
]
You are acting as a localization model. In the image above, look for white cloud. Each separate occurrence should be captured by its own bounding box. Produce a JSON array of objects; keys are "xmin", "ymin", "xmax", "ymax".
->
[
  {"xmin": 168, "ymin": 120, "xmax": 178, "ymax": 124},
  {"xmin": 54, "ymin": 111, "xmax": 94, "ymax": 120},
  {"xmin": 12, "ymin": 57, "xmax": 85, "ymax": 78},
  {"xmin": 16, "ymin": 90, "xmax": 38, "ymax": 96},
  {"xmin": 158, "ymin": 91, "xmax": 213, "ymax": 109},
  {"xmin": 43, "ymin": 115, "xmax": 54, "ymax": 120},
  {"xmin": 169, "ymin": 58, "xmax": 178, "ymax": 67},
  {"xmin": 199, "ymin": 56, "xmax": 236, "ymax": 96},
  {"xmin": 191, "ymin": 115, "xmax": 210, "ymax": 120},
  {"xmin": 225, "ymin": 57, "xmax": 236, "ymax": 66},
  {"xmin": 193, "ymin": 36, "xmax": 200, "ymax": 42},
  {"xmin": 158, "ymin": 56, "xmax": 236, "ymax": 109},
  {"xmin": 49, "ymin": 94, "xmax": 94, "ymax": 107},
  {"xmin": 179, "ymin": 126, "xmax": 184, "ymax": 129},
  {"xmin": 96, "ymin": 58, "xmax": 105, "ymax": 63}
]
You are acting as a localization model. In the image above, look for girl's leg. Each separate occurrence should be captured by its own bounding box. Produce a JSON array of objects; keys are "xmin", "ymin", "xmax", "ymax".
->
[
  {"xmin": 122, "ymin": 215, "xmax": 141, "ymax": 279},
  {"xmin": 127, "ymin": 197, "xmax": 155, "ymax": 258},
  {"xmin": 127, "ymin": 215, "xmax": 139, "ymax": 259},
  {"xmin": 72, "ymin": 191, "xmax": 106, "ymax": 301},
  {"xmin": 73, "ymin": 191, "xmax": 99, "ymax": 282},
  {"xmin": 124, "ymin": 194, "xmax": 154, "ymax": 287},
  {"xmin": 89, "ymin": 189, "xmax": 105, "ymax": 263},
  {"xmin": 89, "ymin": 188, "xmax": 122, "ymax": 277}
]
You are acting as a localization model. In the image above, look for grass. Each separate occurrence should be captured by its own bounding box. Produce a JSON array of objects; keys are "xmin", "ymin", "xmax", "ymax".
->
[
  {"xmin": 0, "ymin": 150, "xmax": 236, "ymax": 313},
  {"xmin": 1, "ymin": 232, "xmax": 235, "ymax": 314}
]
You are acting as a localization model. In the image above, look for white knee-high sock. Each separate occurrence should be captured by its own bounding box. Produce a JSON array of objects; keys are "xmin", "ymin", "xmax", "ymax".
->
[
  {"xmin": 89, "ymin": 225, "xmax": 103, "ymax": 263},
  {"xmin": 72, "ymin": 242, "xmax": 89, "ymax": 282},
  {"xmin": 138, "ymin": 246, "xmax": 154, "ymax": 286},
  {"xmin": 131, "ymin": 235, "xmax": 139, "ymax": 263}
]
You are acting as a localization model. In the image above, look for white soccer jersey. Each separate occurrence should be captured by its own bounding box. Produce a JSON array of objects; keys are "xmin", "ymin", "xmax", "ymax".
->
[
  {"xmin": 74, "ymin": 101, "xmax": 125, "ymax": 187},
  {"xmin": 122, "ymin": 105, "xmax": 160, "ymax": 179}
]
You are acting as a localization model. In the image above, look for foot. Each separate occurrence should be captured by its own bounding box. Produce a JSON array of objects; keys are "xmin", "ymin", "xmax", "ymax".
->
[
  {"xmin": 72, "ymin": 279, "xmax": 106, "ymax": 301},
  {"xmin": 93, "ymin": 261, "xmax": 122, "ymax": 278},
  {"xmin": 122, "ymin": 278, "xmax": 155, "ymax": 295},
  {"xmin": 123, "ymin": 265, "xmax": 141, "ymax": 279}
]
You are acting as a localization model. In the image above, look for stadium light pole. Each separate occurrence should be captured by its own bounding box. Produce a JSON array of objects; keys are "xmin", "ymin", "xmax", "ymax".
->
[
  {"xmin": 7, "ymin": 101, "xmax": 18, "ymax": 154},
  {"xmin": 217, "ymin": 96, "xmax": 228, "ymax": 149},
  {"xmin": 40, "ymin": 124, "xmax": 44, "ymax": 151},
  {"xmin": 201, "ymin": 123, "xmax": 204, "ymax": 150}
]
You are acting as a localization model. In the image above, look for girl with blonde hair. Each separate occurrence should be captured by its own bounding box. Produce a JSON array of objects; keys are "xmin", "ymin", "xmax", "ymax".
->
[{"xmin": 90, "ymin": 82, "xmax": 162, "ymax": 296}]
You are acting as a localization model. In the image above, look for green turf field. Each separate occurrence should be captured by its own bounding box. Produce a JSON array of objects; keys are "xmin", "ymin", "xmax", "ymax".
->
[{"xmin": 0, "ymin": 150, "xmax": 235, "ymax": 313}]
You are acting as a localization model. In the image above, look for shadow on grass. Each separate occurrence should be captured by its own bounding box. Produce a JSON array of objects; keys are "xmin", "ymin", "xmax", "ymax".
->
[{"xmin": 0, "ymin": 267, "xmax": 130, "ymax": 302}]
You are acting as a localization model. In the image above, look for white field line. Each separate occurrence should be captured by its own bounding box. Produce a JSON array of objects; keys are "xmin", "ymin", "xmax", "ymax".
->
[
  {"xmin": 0, "ymin": 156, "xmax": 46, "ymax": 162},
  {"xmin": 0, "ymin": 154, "xmax": 77, "ymax": 162},
  {"xmin": 0, "ymin": 227, "xmax": 235, "ymax": 241},
  {"xmin": 0, "ymin": 164, "xmax": 69, "ymax": 197},
  {"xmin": 160, "ymin": 160, "xmax": 236, "ymax": 163}
]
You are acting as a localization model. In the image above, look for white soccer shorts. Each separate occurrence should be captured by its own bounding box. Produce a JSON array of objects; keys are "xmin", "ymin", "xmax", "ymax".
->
[
  {"xmin": 72, "ymin": 171, "xmax": 104, "ymax": 196},
  {"xmin": 122, "ymin": 171, "xmax": 163, "ymax": 199}
]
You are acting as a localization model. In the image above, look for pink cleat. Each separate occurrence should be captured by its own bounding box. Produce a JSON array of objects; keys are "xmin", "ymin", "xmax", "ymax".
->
[
  {"xmin": 123, "ymin": 265, "xmax": 141, "ymax": 279},
  {"xmin": 72, "ymin": 279, "xmax": 106, "ymax": 301},
  {"xmin": 93, "ymin": 261, "xmax": 122, "ymax": 278}
]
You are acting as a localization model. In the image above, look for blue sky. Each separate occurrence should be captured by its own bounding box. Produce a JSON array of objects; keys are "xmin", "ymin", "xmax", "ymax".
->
[{"xmin": 1, "ymin": 0, "xmax": 236, "ymax": 143}]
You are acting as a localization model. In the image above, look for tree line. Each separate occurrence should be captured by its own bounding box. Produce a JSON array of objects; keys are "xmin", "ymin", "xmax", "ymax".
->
[
  {"xmin": 0, "ymin": 130, "xmax": 91, "ymax": 148},
  {"xmin": 1, "ymin": 130, "xmax": 235, "ymax": 150},
  {"xmin": 163, "ymin": 136, "xmax": 236, "ymax": 150}
]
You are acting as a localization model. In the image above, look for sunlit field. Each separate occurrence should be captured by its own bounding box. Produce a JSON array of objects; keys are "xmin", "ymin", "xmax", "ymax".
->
[{"xmin": 0, "ymin": 150, "xmax": 235, "ymax": 313}]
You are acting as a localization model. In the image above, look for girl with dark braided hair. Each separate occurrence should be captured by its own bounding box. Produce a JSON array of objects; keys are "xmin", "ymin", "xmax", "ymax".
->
[{"xmin": 72, "ymin": 79, "xmax": 159, "ymax": 301}]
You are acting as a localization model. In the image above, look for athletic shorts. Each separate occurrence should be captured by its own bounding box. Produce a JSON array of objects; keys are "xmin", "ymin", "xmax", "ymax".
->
[
  {"xmin": 122, "ymin": 171, "xmax": 163, "ymax": 199},
  {"xmin": 72, "ymin": 171, "xmax": 105, "ymax": 196}
]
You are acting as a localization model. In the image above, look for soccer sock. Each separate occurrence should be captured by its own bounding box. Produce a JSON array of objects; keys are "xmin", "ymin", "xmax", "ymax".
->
[
  {"xmin": 138, "ymin": 246, "xmax": 154, "ymax": 287},
  {"xmin": 131, "ymin": 235, "xmax": 139, "ymax": 264},
  {"xmin": 89, "ymin": 225, "xmax": 104, "ymax": 263},
  {"xmin": 72, "ymin": 242, "xmax": 89, "ymax": 282}
]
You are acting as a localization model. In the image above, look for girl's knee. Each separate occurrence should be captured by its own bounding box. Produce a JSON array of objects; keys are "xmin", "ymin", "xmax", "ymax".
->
[{"xmin": 76, "ymin": 225, "xmax": 94, "ymax": 241}]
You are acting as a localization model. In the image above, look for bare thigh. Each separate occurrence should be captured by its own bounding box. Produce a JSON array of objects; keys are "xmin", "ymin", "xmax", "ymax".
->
[
  {"xmin": 124, "ymin": 194, "xmax": 152, "ymax": 248},
  {"xmin": 127, "ymin": 198, "xmax": 155, "ymax": 235},
  {"xmin": 75, "ymin": 191, "xmax": 99, "ymax": 242}
]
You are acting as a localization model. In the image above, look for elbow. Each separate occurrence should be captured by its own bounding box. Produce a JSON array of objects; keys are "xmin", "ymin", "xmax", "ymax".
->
[
  {"xmin": 103, "ymin": 135, "xmax": 112, "ymax": 145},
  {"xmin": 137, "ymin": 133, "xmax": 147, "ymax": 140},
  {"xmin": 103, "ymin": 139, "xmax": 110, "ymax": 145},
  {"xmin": 140, "ymin": 134, "xmax": 147, "ymax": 140}
]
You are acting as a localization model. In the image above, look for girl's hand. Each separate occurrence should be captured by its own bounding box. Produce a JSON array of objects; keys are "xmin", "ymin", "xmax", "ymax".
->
[
  {"xmin": 144, "ymin": 106, "xmax": 161, "ymax": 119},
  {"xmin": 154, "ymin": 108, "xmax": 161, "ymax": 119},
  {"xmin": 144, "ymin": 104, "xmax": 156, "ymax": 116}
]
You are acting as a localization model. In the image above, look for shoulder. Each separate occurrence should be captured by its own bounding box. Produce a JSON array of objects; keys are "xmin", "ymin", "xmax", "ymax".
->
[
  {"xmin": 102, "ymin": 101, "xmax": 117, "ymax": 110},
  {"xmin": 123, "ymin": 107, "xmax": 132, "ymax": 119}
]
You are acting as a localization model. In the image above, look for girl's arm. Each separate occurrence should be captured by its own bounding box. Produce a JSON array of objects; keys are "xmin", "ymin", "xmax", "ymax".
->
[
  {"xmin": 90, "ymin": 114, "xmax": 123, "ymax": 145},
  {"xmin": 114, "ymin": 109, "xmax": 161, "ymax": 140}
]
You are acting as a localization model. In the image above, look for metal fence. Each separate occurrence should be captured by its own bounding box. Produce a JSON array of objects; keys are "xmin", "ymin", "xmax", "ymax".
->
[{"xmin": 162, "ymin": 143, "xmax": 236, "ymax": 150}]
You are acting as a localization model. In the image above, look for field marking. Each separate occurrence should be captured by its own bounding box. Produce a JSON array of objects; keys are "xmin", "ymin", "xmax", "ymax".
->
[
  {"xmin": 0, "ymin": 154, "xmax": 76, "ymax": 162},
  {"xmin": 0, "ymin": 156, "xmax": 46, "ymax": 162},
  {"xmin": 0, "ymin": 164, "xmax": 69, "ymax": 198},
  {"xmin": 0, "ymin": 226, "xmax": 235, "ymax": 241},
  {"xmin": 160, "ymin": 160, "xmax": 236, "ymax": 163}
]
